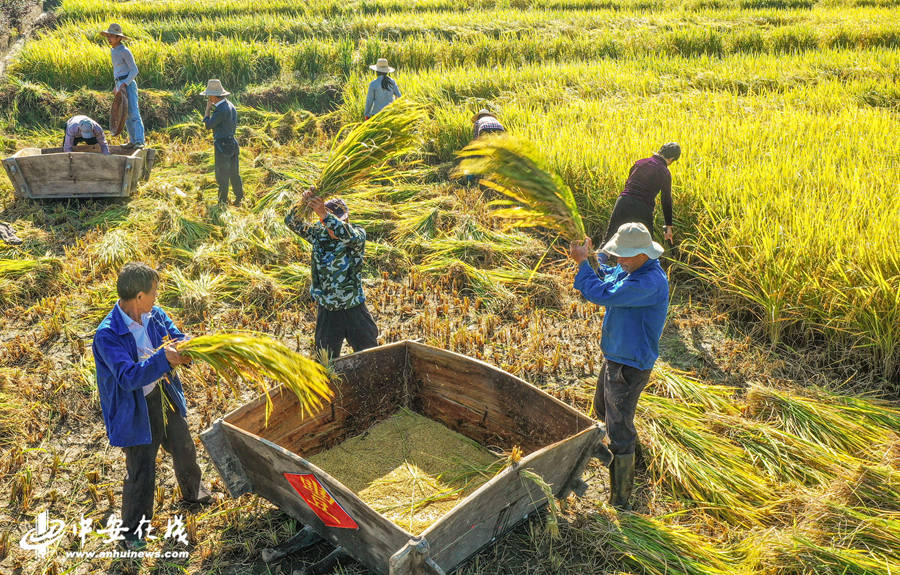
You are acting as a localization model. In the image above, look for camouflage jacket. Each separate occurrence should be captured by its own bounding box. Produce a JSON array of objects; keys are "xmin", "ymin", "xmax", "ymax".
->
[{"xmin": 284, "ymin": 206, "xmax": 367, "ymax": 310}]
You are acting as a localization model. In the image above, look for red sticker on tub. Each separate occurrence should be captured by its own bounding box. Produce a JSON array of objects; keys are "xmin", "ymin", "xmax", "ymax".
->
[{"xmin": 284, "ymin": 473, "xmax": 359, "ymax": 530}]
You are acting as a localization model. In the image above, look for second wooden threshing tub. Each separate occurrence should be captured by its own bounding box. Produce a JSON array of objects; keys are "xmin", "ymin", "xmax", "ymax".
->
[
  {"xmin": 2, "ymin": 144, "xmax": 156, "ymax": 199},
  {"xmin": 201, "ymin": 341, "xmax": 610, "ymax": 574}
]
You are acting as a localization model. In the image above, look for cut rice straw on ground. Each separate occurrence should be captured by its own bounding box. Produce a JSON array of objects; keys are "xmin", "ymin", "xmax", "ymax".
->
[{"xmin": 177, "ymin": 332, "xmax": 332, "ymax": 424}]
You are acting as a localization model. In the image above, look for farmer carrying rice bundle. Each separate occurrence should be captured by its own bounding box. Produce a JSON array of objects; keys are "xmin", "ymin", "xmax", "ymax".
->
[
  {"xmin": 62, "ymin": 115, "xmax": 110, "ymax": 154},
  {"xmin": 100, "ymin": 23, "xmax": 145, "ymax": 149},
  {"xmin": 570, "ymin": 223, "xmax": 670, "ymax": 511}
]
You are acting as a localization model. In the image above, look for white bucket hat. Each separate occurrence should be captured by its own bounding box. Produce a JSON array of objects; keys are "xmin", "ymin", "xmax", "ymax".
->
[
  {"xmin": 78, "ymin": 118, "xmax": 95, "ymax": 139},
  {"xmin": 369, "ymin": 58, "xmax": 395, "ymax": 74},
  {"xmin": 200, "ymin": 79, "xmax": 230, "ymax": 97},
  {"xmin": 100, "ymin": 23, "xmax": 130, "ymax": 39},
  {"xmin": 602, "ymin": 222, "xmax": 664, "ymax": 259}
]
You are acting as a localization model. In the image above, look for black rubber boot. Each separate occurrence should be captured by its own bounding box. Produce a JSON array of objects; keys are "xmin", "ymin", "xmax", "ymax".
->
[{"xmin": 609, "ymin": 453, "xmax": 635, "ymax": 511}]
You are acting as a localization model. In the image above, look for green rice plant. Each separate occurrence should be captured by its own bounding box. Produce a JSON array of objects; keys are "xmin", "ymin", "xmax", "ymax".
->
[
  {"xmin": 651, "ymin": 365, "xmax": 739, "ymax": 414},
  {"xmin": 154, "ymin": 206, "xmax": 214, "ymax": 249},
  {"xmin": 519, "ymin": 468, "xmax": 560, "ymax": 540},
  {"xmin": 177, "ymin": 332, "xmax": 333, "ymax": 424},
  {"xmin": 745, "ymin": 385, "xmax": 896, "ymax": 456},
  {"xmin": 294, "ymin": 98, "xmax": 425, "ymax": 214},
  {"xmin": 0, "ymin": 257, "xmax": 59, "ymax": 280},
  {"xmin": 832, "ymin": 463, "xmax": 900, "ymax": 512},
  {"xmin": 638, "ymin": 394, "xmax": 777, "ymax": 524},
  {"xmin": 592, "ymin": 512, "xmax": 743, "ymax": 575}
]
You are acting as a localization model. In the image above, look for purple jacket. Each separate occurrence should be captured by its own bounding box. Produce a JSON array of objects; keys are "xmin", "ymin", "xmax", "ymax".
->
[
  {"xmin": 92, "ymin": 305, "xmax": 187, "ymax": 447},
  {"xmin": 621, "ymin": 154, "xmax": 672, "ymax": 226}
]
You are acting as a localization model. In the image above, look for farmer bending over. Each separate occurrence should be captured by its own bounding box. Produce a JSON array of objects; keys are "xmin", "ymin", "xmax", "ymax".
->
[
  {"xmin": 62, "ymin": 115, "xmax": 110, "ymax": 154},
  {"xmin": 92, "ymin": 263, "xmax": 215, "ymax": 551},
  {"xmin": 570, "ymin": 223, "xmax": 669, "ymax": 511},
  {"xmin": 285, "ymin": 192, "xmax": 378, "ymax": 360}
]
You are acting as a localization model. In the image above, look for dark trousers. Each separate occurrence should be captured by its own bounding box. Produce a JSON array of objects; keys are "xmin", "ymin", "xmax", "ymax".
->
[
  {"xmin": 214, "ymin": 146, "xmax": 243, "ymax": 204},
  {"xmin": 315, "ymin": 303, "xmax": 379, "ymax": 360},
  {"xmin": 605, "ymin": 195, "xmax": 654, "ymax": 243},
  {"xmin": 121, "ymin": 386, "xmax": 203, "ymax": 540},
  {"xmin": 593, "ymin": 359, "xmax": 651, "ymax": 456}
]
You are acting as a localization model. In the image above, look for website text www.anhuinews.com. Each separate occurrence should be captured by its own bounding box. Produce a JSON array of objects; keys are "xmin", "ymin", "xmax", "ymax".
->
[{"xmin": 64, "ymin": 549, "xmax": 190, "ymax": 560}]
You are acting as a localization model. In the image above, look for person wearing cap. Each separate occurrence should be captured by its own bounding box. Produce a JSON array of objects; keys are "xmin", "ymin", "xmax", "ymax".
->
[
  {"xmin": 201, "ymin": 79, "xmax": 243, "ymax": 207},
  {"xmin": 62, "ymin": 115, "xmax": 110, "ymax": 154},
  {"xmin": 284, "ymin": 191, "xmax": 378, "ymax": 360},
  {"xmin": 100, "ymin": 24, "xmax": 145, "ymax": 149},
  {"xmin": 605, "ymin": 143, "xmax": 681, "ymax": 245},
  {"xmin": 471, "ymin": 109, "xmax": 506, "ymax": 140},
  {"xmin": 570, "ymin": 222, "xmax": 669, "ymax": 511},
  {"xmin": 364, "ymin": 58, "xmax": 401, "ymax": 119}
]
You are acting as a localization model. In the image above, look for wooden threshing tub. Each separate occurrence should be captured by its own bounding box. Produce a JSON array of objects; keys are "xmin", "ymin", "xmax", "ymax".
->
[
  {"xmin": 201, "ymin": 341, "xmax": 611, "ymax": 574},
  {"xmin": 2, "ymin": 144, "xmax": 156, "ymax": 199}
]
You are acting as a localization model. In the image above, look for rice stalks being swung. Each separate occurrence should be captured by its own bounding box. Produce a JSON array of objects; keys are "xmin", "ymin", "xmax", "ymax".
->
[
  {"xmin": 452, "ymin": 134, "xmax": 598, "ymax": 270},
  {"xmin": 176, "ymin": 332, "xmax": 332, "ymax": 424}
]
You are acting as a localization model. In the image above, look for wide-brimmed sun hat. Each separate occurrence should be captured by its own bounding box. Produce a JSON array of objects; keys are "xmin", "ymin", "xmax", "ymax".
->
[
  {"xmin": 200, "ymin": 79, "xmax": 230, "ymax": 97},
  {"xmin": 100, "ymin": 23, "xmax": 130, "ymax": 39},
  {"xmin": 78, "ymin": 118, "xmax": 95, "ymax": 139},
  {"xmin": 325, "ymin": 198, "xmax": 349, "ymax": 221},
  {"xmin": 369, "ymin": 58, "xmax": 395, "ymax": 74},
  {"xmin": 602, "ymin": 222, "xmax": 664, "ymax": 259},
  {"xmin": 471, "ymin": 108, "xmax": 496, "ymax": 122}
]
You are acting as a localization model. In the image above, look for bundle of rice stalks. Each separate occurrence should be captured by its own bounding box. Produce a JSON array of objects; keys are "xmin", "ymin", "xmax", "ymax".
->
[
  {"xmin": 93, "ymin": 228, "xmax": 139, "ymax": 272},
  {"xmin": 813, "ymin": 387, "xmax": 900, "ymax": 433},
  {"xmin": 154, "ymin": 206, "xmax": 214, "ymax": 249},
  {"xmin": 365, "ymin": 241, "xmax": 411, "ymax": 275},
  {"xmin": 231, "ymin": 265, "xmax": 285, "ymax": 310},
  {"xmin": 771, "ymin": 534, "xmax": 899, "ymax": 575},
  {"xmin": 275, "ymin": 263, "xmax": 311, "ymax": 302},
  {"xmin": 453, "ymin": 134, "xmax": 590, "ymax": 247},
  {"xmin": 832, "ymin": 463, "xmax": 900, "ymax": 511},
  {"xmin": 294, "ymin": 98, "xmax": 424, "ymax": 215},
  {"xmin": 592, "ymin": 512, "xmax": 742, "ymax": 575},
  {"xmin": 161, "ymin": 268, "xmax": 230, "ymax": 320},
  {"xmin": 177, "ymin": 332, "xmax": 332, "ymax": 424},
  {"xmin": 809, "ymin": 502, "xmax": 900, "ymax": 561},
  {"xmin": 392, "ymin": 198, "xmax": 457, "ymax": 245},
  {"xmin": 709, "ymin": 413, "xmax": 856, "ymax": 486},
  {"xmin": 638, "ymin": 394, "xmax": 776, "ymax": 524},
  {"xmin": 745, "ymin": 385, "xmax": 896, "ymax": 457},
  {"xmin": 651, "ymin": 365, "xmax": 739, "ymax": 414},
  {"xmin": 0, "ymin": 257, "xmax": 63, "ymax": 304}
]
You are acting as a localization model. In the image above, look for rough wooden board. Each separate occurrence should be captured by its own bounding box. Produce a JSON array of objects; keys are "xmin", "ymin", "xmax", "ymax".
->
[
  {"xmin": 199, "ymin": 419, "xmax": 252, "ymax": 498},
  {"xmin": 222, "ymin": 421, "xmax": 411, "ymax": 575},
  {"xmin": 3, "ymin": 148, "xmax": 145, "ymax": 198},
  {"xmin": 226, "ymin": 342, "xmax": 408, "ymax": 457},
  {"xmin": 421, "ymin": 426, "xmax": 601, "ymax": 574},
  {"xmin": 409, "ymin": 342, "xmax": 594, "ymax": 452}
]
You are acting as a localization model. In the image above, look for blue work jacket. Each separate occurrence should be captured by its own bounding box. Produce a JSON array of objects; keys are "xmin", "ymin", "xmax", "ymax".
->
[
  {"xmin": 92, "ymin": 305, "xmax": 188, "ymax": 447},
  {"xmin": 573, "ymin": 256, "xmax": 669, "ymax": 371}
]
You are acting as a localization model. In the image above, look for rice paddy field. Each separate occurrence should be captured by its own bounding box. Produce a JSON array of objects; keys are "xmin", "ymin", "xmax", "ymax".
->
[{"xmin": 0, "ymin": 0, "xmax": 898, "ymax": 572}]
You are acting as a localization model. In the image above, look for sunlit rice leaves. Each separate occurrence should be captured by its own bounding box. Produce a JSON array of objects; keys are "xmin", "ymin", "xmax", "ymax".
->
[
  {"xmin": 177, "ymin": 332, "xmax": 333, "ymax": 424},
  {"xmin": 745, "ymin": 385, "xmax": 897, "ymax": 456},
  {"xmin": 638, "ymin": 394, "xmax": 777, "ymax": 524},
  {"xmin": 453, "ymin": 134, "xmax": 586, "ymax": 242}
]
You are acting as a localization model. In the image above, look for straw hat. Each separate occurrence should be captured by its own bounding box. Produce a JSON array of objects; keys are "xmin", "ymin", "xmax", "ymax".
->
[
  {"xmin": 602, "ymin": 223, "xmax": 664, "ymax": 259},
  {"xmin": 200, "ymin": 79, "xmax": 230, "ymax": 97},
  {"xmin": 369, "ymin": 58, "xmax": 395, "ymax": 74},
  {"xmin": 471, "ymin": 108, "xmax": 496, "ymax": 122},
  {"xmin": 100, "ymin": 23, "xmax": 130, "ymax": 39}
]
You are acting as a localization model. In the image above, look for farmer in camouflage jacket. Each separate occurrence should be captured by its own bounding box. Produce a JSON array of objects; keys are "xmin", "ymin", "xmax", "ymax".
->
[{"xmin": 285, "ymin": 191, "xmax": 379, "ymax": 359}]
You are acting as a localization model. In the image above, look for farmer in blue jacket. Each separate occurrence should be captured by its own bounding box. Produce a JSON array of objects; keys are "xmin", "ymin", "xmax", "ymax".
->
[
  {"xmin": 570, "ymin": 222, "xmax": 669, "ymax": 511},
  {"xmin": 92, "ymin": 262, "xmax": 213, "ymax": 551}
]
